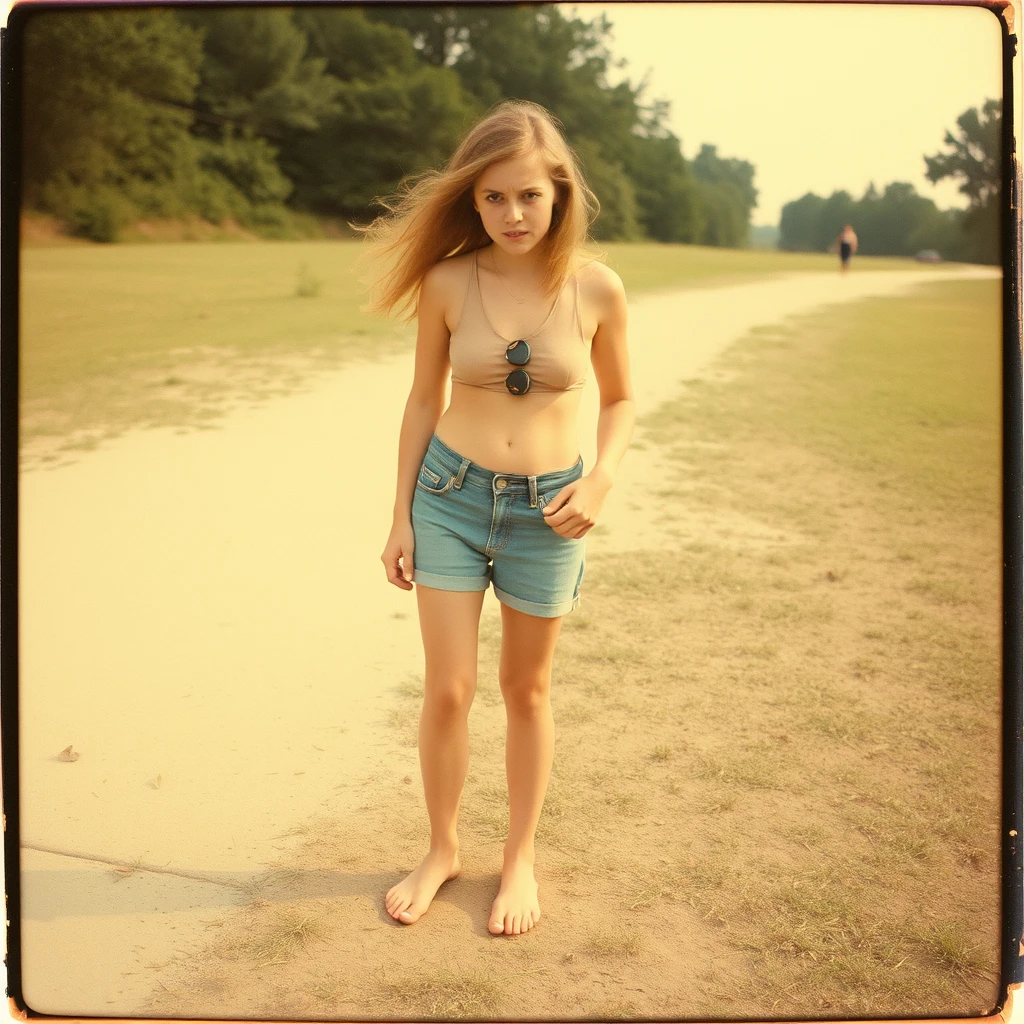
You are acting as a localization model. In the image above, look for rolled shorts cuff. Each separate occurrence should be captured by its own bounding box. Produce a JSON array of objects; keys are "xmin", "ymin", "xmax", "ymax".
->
[
  {"xmin": 493, "ymin": 584, "xmax": 581, "ymax": 619},
  {"xmin": 413, "ymin": 568, "xmax": 490, "ymax": 592}
]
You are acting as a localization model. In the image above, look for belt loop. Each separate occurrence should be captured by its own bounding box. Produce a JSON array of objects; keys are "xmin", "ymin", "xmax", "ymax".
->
[
  {"xmin": 528, "ymin": 476, "xmax": 538, "ymax": 508},
  {"xmin": 454, "ymin": 459, "xmax": 469, "ymax": 489}
]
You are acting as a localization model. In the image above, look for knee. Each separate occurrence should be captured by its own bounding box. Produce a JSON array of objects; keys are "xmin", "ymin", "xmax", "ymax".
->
[
  {"xmin": 423, "ymin": 674, "xmax": 476, "ymax": 720},
  {"xmin": 498, "ymin": 669, "xmax": 551, "ymax": 716}
]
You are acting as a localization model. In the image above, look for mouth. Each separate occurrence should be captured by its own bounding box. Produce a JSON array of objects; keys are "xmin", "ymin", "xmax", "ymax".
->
[{"xmin": 503, "ymin": 230, "xmax": 528, "ymax": 239}]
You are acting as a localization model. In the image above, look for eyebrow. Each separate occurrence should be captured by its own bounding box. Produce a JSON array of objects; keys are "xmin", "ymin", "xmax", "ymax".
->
[{"xmin": 477, "ymin": 183, "xmax": 548, "ymax": 194}]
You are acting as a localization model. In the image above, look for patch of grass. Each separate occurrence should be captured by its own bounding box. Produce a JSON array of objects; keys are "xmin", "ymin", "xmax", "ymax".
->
[
  {"xmin": 907, "ymin": 575, "xmax": 970, "ymax": 606},
  {"xmin": 556, "ymin": 700, "xmax": 594, "ymax": 725},
  {"xmin": 605, "ymin": 790, "xmax": 646, "ymax": 814},
  {"xmin": 310, "ymin": 976, "xmax": 346, "ymax": 1002},
  {"xmin": 382, "ymin": 971, "xmax": 501, "ymax": 1018},
  {"xmin": 855, "ymin": 816, "xmax": 931, "ymax": 862},
  {"xmin": 582, "ymin": 926, "xmax": 644, "ymax": 958},
  {"xmin": 218, "ymin": 909, "xmax": 323, "ymax": 968},
  {"xmin": 392, "ymin": 675, "xmax": 422, "ymax": 701},
  {"xmin": 922, "ymin": 923, "xmax": 984, "ymax": 977},
  {"xmin": 385, "ymin": 706, "xmax": 419, "ymax": 748},
  {"xmin": 696, "ymin": 793, "xmax": 738, "ymax": 814},
  {"xmin": 696, "ymin": 750, "xmax": 781, "ymax": 790},
  {"xmin": 294, "ymin": 263, "xmax": 323, "ymax": 298},
  {"xmin": 803, "ymin": 708, "xmax": 870, "ymax": 743}
]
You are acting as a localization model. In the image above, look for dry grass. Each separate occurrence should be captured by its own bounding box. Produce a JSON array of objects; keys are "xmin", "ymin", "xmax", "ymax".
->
[
  {"xmin": 217, "ymin": 906, "xmax": 324, "ymax": 968},
  {"xmin": 380, "ymin": 971, "xmax": 501, "ymax": 1018},
  {"xmin": 583, "ymin": 927, "xmax": 644, "ymax": 958}
]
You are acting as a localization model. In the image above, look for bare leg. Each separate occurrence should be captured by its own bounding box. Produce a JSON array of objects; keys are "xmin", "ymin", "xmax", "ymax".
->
[
  {"xmin": 488, "ymin": 602, "xmax": 564, "ymax": 936},
  {"xmin": 385, "ymin": 586, "xmax": 486, "ymax": 924}
]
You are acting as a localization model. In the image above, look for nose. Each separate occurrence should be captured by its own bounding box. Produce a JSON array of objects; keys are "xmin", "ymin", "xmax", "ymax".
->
[{"xmin": 505, "ymin": 201, "xmax": 523, "ymax": 223}]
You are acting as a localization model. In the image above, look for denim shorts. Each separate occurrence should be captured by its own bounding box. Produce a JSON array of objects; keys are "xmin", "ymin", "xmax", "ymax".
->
[{"xmin": 411, "ymin": 434, "xmax": 586, "ymax": 618}]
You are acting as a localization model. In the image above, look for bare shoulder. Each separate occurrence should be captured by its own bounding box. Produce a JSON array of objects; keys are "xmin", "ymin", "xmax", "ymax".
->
[
  {"xmin": 421, "ymin": 252, "xmax": 475, "ymax": 328},
  {"xmin": 575, "ymin": 258, "xmax": 626, "ymax": 318}
]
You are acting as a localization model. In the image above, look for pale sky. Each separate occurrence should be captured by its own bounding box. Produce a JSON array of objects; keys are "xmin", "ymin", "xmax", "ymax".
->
[{"xmin": 581, "ymin": 2, "xmax": 1007, "ymax": 226}]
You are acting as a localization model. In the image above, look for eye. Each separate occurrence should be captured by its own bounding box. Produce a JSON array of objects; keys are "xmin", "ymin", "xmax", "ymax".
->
[{"xmin": 485, "ymin": 193, "xmax": 503, "ymax": 203}]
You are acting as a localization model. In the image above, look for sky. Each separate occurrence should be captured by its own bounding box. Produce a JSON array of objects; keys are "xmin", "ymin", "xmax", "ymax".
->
[{"xmin": 580, "ymin": 2, "xmax": 1008, "ymax": 226}]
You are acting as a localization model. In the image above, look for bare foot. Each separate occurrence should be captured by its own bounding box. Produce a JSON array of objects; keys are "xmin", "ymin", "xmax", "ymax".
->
[
  {"xmin": 385, "ymin": 847, "xmax": 461, "ymax": 924},
  {"xmin": 488, "ymin": 856, "xmax": 540, "ymax": 935}
]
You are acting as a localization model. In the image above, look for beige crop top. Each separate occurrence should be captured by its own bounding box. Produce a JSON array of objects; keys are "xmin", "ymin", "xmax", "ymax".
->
[{"xmin": 449, "ymin": 250, "xmax": 591, "ymax": 393}]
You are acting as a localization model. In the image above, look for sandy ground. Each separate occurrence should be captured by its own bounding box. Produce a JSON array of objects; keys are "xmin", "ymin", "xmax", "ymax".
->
[{"xmin": 12, "ymin": 264, "xmax": 999, "ymax": 1015}]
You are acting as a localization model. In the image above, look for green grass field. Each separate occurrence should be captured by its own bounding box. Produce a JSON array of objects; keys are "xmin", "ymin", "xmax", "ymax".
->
[{"xmin": 20, "ymin": 239, "xmax": 939, "ymax": 465}]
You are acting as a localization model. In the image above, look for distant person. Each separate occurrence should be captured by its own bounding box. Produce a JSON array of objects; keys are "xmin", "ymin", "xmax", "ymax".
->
[
  {"xmin": 837, "ymin": 224, "xmax": 858, "ymax": 273},
  {"xmin": 367, "ymin": 101, "xmax": 634, "ymax": 935}
]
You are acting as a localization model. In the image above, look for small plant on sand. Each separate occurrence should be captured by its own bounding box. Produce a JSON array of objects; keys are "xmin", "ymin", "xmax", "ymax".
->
[
  {"xmin": 110, "ymin": 856, "xmax": 145, "ymax": 881},
  {"xmin": 295, "ymin": 264, "xmax": 323, "ymax": 298}
]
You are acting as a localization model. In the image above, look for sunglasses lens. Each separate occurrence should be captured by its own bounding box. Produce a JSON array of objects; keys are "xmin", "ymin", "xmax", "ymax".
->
[
  {"xmin": 505, "ymin": 339, "xmax": 531, "ymax": 367},
  {"xmin": 505, "ymin": 368, "xmax": 531, "ymax": 395}
]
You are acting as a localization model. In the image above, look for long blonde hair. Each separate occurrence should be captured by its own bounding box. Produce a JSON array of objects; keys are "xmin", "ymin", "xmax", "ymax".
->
[{"xmin": 362, "ymin": 100, "xmax": 600, "ymax": 320}]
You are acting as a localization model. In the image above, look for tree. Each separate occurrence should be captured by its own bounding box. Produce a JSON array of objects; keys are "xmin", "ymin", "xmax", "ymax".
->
[
  {"xmin": 573, "ymin": 138, "xmax": 641, "ymax": 241},
  {"xmin": 924, "ymin": 99, "xmax": 1001, "ymax": 263},
  {"xmin": 176, "ymin": 7, "xmax": 341, "ymax": 139},
  {"xmin": 778, "ymin": 193, "xmax": 825, "ymax": 251},
  {"xmin": 22, "ymin": 8, "xmax": 206, "ymax": 238},
  {"xmin": 283, "ymin": 7, "xmax": 477, "ymax": 217},
  {"xmin": 691, "ymin": 144, "xmax": 758, "ymax": 247}
]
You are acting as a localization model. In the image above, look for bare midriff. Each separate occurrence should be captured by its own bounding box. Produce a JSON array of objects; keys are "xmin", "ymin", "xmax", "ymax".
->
[{"xmin": 434, "ymin": 381, "xmax": 583, "ymax": 476}]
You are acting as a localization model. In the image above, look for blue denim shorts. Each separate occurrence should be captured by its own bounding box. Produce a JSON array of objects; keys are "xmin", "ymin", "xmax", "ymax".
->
[{"xmin": 411, "ymin": 434, "xmax": 586, "ymax": 618}]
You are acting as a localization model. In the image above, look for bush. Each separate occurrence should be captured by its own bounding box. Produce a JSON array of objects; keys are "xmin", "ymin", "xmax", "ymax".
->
[{"xmin": 37, "ymin": 179, "xmax": 133, "ymax": 243}]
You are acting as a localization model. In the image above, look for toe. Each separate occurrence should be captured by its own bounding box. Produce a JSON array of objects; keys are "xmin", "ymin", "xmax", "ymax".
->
[{"xmin": 488, "ymin": 917, "xmax": 504, "ymax": 935}]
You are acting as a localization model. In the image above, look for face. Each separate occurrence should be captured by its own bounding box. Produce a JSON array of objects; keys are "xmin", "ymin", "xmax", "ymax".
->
[{"xmin": 472, "ymin": 151, "xmax": 558, "ymax": 257}]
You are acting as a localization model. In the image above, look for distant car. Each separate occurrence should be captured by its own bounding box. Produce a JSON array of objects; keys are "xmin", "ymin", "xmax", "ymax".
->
[{"xmin": 915, "ymin": 250, "xmax": 942, "ymax": 263}]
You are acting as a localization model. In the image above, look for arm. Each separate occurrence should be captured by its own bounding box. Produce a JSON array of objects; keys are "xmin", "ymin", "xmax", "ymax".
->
[
  {"xmin": 543, "ymin": 266, "xmax": 635, "ymax": 539},
  {"xmin": 589, "ymin": 268, "xmax": 634, "ymax": 489},
  {"xmin": 381, "ymin": 264, "xmax": 453, "ymax": 588}
]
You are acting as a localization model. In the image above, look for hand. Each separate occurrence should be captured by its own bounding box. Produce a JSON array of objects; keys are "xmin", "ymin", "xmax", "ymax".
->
[
  {"xmin": 542, "ymin": 472, "xmax": 612, "ymax": 539},
  {"xmin": 382, "ymin": 519, "xmax": 415, "ymax": 590}
]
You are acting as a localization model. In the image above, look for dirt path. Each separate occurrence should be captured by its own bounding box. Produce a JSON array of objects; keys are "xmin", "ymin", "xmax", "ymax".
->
[{"xmin": 15, "ymin": 264, "xmax": 998, "ymax": 1014}]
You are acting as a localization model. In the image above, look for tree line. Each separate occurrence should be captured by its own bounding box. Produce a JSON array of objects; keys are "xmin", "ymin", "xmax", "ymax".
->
[
  {"xmin": 778, "ymin": 99, "xmax": 1001, "ymax": 265},
  {"xmin": 20, "ymin": 4, "xmax": 758, "ymax": 246}
]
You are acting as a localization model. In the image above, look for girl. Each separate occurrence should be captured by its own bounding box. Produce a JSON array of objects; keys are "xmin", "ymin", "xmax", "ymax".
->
[{"xmin": 371, "ymin": 100, "xmax": 634, "ymax": 936}]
